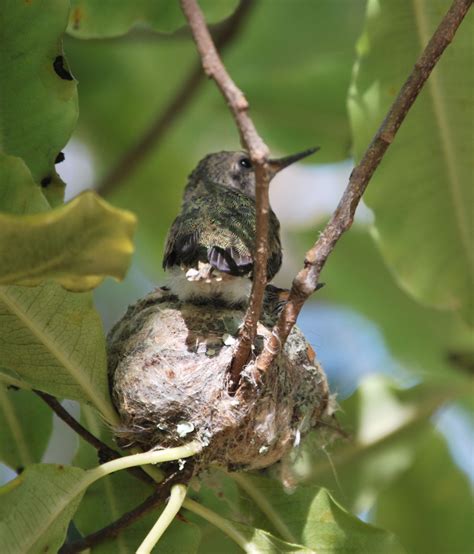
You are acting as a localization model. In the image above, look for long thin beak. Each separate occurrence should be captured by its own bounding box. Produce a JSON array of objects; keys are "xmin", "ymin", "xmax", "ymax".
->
[{"xmin": 268, "ymin": 146, "xmax": 319, "ymax": 179}]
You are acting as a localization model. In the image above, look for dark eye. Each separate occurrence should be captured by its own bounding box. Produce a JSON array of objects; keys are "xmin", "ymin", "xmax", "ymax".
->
[{"xmin": 239, "ymin": 157, "xmax": 252, "ymax": 169}]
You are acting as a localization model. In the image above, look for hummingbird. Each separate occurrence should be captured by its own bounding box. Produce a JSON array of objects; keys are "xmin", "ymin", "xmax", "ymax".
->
[{"xmin": 162, "ymin": 147, "xmax": 318, "ymax": 306}]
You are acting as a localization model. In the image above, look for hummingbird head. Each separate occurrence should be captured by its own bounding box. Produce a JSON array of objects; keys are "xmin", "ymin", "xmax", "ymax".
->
[{"xmin": 187, "ymin": 147, "xmax": 319, "ymax": 198}]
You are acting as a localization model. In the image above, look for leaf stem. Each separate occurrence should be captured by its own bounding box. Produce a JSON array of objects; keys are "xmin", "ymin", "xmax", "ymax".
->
[
  {"xmin": 84, "ymin": 441, "xmax": 201, "ymax": 488},
  {"xmin": 183, "ymin": 498, "xmax": 257, "ymax": 553},
  {"xmin": 136, "ymin": 484, "xmax": 188, "ymax": 554},
  {"xmin": 229, "ymin": 472, "xmax": 296, "ymax": 544}
]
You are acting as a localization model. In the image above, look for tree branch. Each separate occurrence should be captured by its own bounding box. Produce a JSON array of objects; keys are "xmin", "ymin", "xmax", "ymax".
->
[
  {"xmin": 256, "ymin": 0, "xmax": 472, "ymax": 372},
  {"xmin": 59, "ymin": 467, "xmax": 193, "ymax": 554},
  {"xmin": 96, "ymin": 0, "xmax": 254, "ymax": 197},
  {"xmin": 180, "ymin": 0, "xmax": 272, "ymax": 389},
  {"xmin": 34, "ymin": 390, "xmax": 152, "ymax": 485}
]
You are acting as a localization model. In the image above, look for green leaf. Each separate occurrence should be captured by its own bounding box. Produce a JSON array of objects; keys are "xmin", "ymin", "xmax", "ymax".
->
[
  {"xmin": 0, "ymin": 190, "xmax": 136, "ymax": 291},
  {"xmin": 185, "ymin": 498, "xmax": 312, "ymax": 554},
  {"xmin": 0, "ymin": 282, "xmax": 118, "ymax": 424},
  {"xmin": 348, "ymin": 0, "xmax": 474, "ymax": 324},
  {"xmin": 67, "ymin": 0, "xmax": 239, "ymax": 38},
  {"xmin": 0, "ymin": 443, "xmax": 201, "ymax": 553},
  {"xmin": 226, "ymin": 522, "xmax": 312, "ymax": 553},
  {"xmin": 375, "ymin": 428, "xmax": 473, "ymax": 554},
  {"xmin": 0, "ymin": 387, "xmax": 53, "ymax": 470},
  {"xmin": 0, "ymin": 0, "xmax": 78, "ymax": 205},
  {"xmin": 231, "ymin": 476, "xmax": 405, "ymax": 554},
  {"xmin": 0, "ymin": 464, "xmax": 86, "ymax": 554}
]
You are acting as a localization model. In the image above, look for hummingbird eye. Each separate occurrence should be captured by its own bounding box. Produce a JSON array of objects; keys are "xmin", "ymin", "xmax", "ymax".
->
[{"xmin": 239, "ymin": 157, "xmax": 252, "ymax": 169}]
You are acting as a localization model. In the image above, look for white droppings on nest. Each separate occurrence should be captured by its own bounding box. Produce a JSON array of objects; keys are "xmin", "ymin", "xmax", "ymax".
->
[
  {"xmin": 108, "ymin": 288, "xmax": 332, "ymax": 473},
  {"xmin": 222, "ymin": 333, "xmax": 236, "ymax": 346},
  {"xmin": 176, "ymin": 422, "xmax": 195, "ymax": 437},
  {"xmin": 196, "ymin": 342, "xmax": 207, "ymax": 355}
]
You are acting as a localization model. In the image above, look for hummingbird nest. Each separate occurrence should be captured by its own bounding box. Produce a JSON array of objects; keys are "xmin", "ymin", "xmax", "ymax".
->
[{"xmin": 108, "ymin": 288, "xmax": 332, "ymax": 473}]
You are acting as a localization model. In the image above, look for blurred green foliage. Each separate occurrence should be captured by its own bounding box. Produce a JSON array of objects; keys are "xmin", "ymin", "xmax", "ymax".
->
[
  {"xmin": 0, "ymin": 0, "xmax": 472, "ymax": 553},
  {"xmin": 349, "ymin": 0, "xmax": 474, "ymax": 325}
]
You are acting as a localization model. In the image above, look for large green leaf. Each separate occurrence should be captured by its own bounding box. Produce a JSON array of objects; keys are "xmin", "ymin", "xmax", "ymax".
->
[
  {"xmin": 67, "ymin": 0, "xmax": 239, "ymax": 38},
  {"xmin": 0, "ymin": 0, "xmax": 78, "ymax": 206},
  {"xmin": 185, "ymin": 497, "xmax": 313, "ymax": 554},
  {"xmin": 191, "ymin": 469, "xmax": 404, "ymax": 553},
  {"xmin": 0, "ymin": 387, "xmax": 53, "ymax": 470},
  {"xmin": 0, "ymin": 464, "xmax": 86, "ymax": 554},
  {"xmin": 220, "ymin": 522, "xmax": 312, "ymax": 553},
  {"xmin": 231, "ymin": 476, "xmax": 404, "ymax": 554},
  {"xmin": 0, "ymin": 282, "xmax": 118, "ymax": 424},
  {"xmin": 375, "ymin": 428, "xmax": 473, "ymax": 554},
  {"xmin": 348, "ymin": 0, "xmax": 474, "ymax": 324},
  {"xmin": 0, "ymin": 190, "xmax": 136, "ymax": 291}
]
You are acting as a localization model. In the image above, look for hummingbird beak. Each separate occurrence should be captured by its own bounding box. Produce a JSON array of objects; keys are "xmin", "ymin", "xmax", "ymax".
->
[{"xmin": 268, "ymin": 146, "xmax": 319, "ymax": 179}]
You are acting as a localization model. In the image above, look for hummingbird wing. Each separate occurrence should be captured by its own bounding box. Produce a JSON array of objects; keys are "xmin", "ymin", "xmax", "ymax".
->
[
  {"xmin": 208, "ymin": 245, "xmax": 253, "ymax": 276},
  {"xmin": 162, "ymin": 218, "xmax": 254, "ymax": 276},
  {"xmin": 163, "ymin": 184, "xmax": 281, "ymax": 280}
]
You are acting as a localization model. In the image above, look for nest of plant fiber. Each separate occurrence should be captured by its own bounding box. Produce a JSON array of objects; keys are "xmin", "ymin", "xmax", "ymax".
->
[{"xmin": 107, "ymin": 287, "xmax": 332, "ymax": 472}]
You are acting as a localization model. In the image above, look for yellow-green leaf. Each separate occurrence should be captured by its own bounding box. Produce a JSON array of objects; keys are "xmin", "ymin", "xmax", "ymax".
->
[{"xmin": 0, "ymin": 191, "xmax": 136, "ymax": 291}]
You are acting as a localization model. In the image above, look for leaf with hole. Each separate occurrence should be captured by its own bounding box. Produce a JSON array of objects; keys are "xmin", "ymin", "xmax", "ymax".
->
[{"xmin": 0, "ymin": 0, "xmax": 78, "ymax": 206}]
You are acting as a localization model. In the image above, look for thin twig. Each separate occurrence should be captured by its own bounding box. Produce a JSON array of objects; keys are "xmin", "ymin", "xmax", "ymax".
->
[
  {"xmin": 256, "ymin": 0, "xmax": 472, "ymax": 372},
  {"xmin": 34, "ymin": 390, "xmax": 152, "ymax": 485},
  {"xmin": 180, "ymin": 0, "xmax": 272, "ymax": 388},
  {"xmin": 59, "ymin": 467, "xmax": 193, "ymax": 554},
  {"xmin": 96, "ymin": 0, "xmax": 254, "ymax": 197}
]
